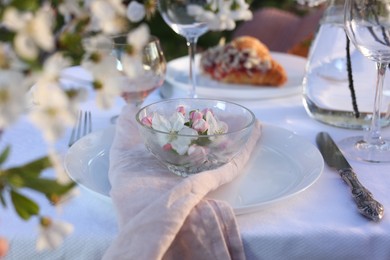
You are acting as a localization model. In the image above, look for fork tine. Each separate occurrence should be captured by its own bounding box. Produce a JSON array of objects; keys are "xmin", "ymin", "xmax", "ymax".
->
[
  {"xmin": 69, "ymin": 111, "xmax": 80, "ymax": 147},
  {"xmin": 68, "ymin": 110, "xmax": 92, "ymax": 147},
  {"xmin": 82, "ymin": 111, "xmax": 92, "ymax": 136},
  {"xmin": 82, "ymin": 111, "xmax": 88, "ymax": 137},
  {"xmin": 76, "ymin": 110, "xmax": 83, "ymax": 142},
  {"xmin": 87, "ymin": 111, "xmax": 92, "ymax": 134}
]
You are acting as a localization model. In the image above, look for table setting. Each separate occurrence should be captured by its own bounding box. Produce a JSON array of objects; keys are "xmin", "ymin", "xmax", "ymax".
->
[{"xmin": 2, "ymin": 0, "xmax": 390, "ymax": 259}]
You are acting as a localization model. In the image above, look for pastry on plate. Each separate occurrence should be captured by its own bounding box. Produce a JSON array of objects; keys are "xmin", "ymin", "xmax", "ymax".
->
[{"xmin": 200, "ymin": 36, "xmax": 287, "ymax": 87}]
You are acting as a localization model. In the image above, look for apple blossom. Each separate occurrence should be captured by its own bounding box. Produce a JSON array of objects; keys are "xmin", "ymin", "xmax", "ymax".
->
[
  {"xmin": 141, "ymin": 116, "xmax": 153, "ymax": 127},
  {"xmin": 176, "ymin": 106, "xmax": 186, "ymax": 115},
  {"xmin": 189, "ymin": 110, "xmax": 203, "ymax": 122},
  {"xmin": 192, "ymin": 118, "xmax": 209, "ymax": 132},
  {"xmin": 3, "ymin": 6, "xmax": 55, "ymax": 60},
  {"xmin": 141, "ymin": 106, "xmax": 228, "ymax": 156},
  {"xmin": 36, "ymin": 217, "xmax": 74, "ymax": 251},
  {"xmin": 204, "ymin": 110, "xmax": 228, "ymax": 135},
  {"xmin": 187, "ymin": 0, "xmax": 252, "ymax": 31},
  {"xmin": 0, "ymin": 70, "xmax": 30, "ymax": 128}
]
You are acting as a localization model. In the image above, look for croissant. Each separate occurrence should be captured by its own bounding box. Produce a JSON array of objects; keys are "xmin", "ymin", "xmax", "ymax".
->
[{"xmin": 200, "ymin": 36, "xmax": 287, "ymax": 87}]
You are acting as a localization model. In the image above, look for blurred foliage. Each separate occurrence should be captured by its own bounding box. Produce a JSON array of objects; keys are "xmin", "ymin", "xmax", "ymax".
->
[{"xmin": 149, "ymin": 0, "xmax": 306, "ymax": 61}]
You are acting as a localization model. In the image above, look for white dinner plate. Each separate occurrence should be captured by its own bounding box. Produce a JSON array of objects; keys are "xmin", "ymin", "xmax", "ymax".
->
[
  {"xmin": 64, "ymin": 124, "xmax": 323, "ymax": 214},
  {"xmin": 165, "ymin": 52, "xmax": 307, "ymax": 100}
]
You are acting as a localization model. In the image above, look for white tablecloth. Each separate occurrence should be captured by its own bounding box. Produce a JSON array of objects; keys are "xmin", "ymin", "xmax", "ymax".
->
[{"xmin": 2, "ymin": 70, "xmax": 390, "ymax": 259}]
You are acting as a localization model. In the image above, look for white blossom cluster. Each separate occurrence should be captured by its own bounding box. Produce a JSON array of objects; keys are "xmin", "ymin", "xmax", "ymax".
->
[
  {"xmin": 0, "ymin": 0, "xmax": 150, "ymax": 139},
  {"xmin": 0, "ymin": 0, "xmax": 151, "ymax": 252},
  {"xmin": 295, "ymin": 0, "xmax": 328, "ymax": 7},
  {"xmin": 0, "ymin": 0, "xmax": 253, "ymax": 252},
  {"xmin": 187, "ymin": 0, "xmax": 253, "ymax": 31}
]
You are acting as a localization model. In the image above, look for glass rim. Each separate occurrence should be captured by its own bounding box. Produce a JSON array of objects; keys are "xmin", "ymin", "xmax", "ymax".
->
[{"xmin": 135, "ymin": 98, "xmax": 256, "ymax": 138}]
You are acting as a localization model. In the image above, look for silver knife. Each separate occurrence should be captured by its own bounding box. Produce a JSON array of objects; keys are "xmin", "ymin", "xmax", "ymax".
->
[{"xmin": 316, "ymin": 132, "xmax": 384, "ymax": 222}]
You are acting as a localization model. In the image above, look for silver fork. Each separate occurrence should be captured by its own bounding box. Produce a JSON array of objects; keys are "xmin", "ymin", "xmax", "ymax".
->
[{"xmin": 68, "ymin": 110, "xmax": 92, "ymax": 147}]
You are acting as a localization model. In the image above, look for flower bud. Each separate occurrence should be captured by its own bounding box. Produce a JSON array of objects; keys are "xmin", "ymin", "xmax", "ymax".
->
[
  {"xmin": 141, "ymin": 116, "xmax": 152, "ymax": 127},
  {"xmin": 176, "ymin": 105, "xmax": 186, "ymax": 115},
  {"xmin": 192, "ymin": 118, "xmax": 209, "ymax": 133},
  {"xmin": 163, "ymin": 143, "xmax": 172, "ymax": 151},
  {"xmin": 189, "ymin": 110, "xmax": 203, "ymax": 121}
]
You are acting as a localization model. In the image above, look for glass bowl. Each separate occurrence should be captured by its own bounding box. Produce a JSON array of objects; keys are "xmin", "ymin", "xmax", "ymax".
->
[{"xmin": 135, "ymin": 98, "xmax": 256, "ymax": 177}]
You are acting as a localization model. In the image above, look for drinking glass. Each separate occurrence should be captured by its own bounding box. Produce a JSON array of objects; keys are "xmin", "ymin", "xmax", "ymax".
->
[
  {"xmin": 158, "ymin": 0, "xmax": 209, "ymax": 98},
  {"xmin": 112, "ymin": 35, "xmax": 167, "ymax": 106},
  {"xmin": 342, "ymin": 0, "xmax": 390, "ymax": 162}
]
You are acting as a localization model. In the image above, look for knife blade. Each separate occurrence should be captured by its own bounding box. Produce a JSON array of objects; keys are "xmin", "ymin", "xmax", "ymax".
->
[{"xmin": 316, "ymin": 132, "xmax": 384, "ymax": 222}]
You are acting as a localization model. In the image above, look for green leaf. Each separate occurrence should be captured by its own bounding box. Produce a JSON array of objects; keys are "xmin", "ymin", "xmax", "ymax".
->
[
  {"xmin": 59, "ymin": 32, "xmax": 85, "ymax": 65},
  {"xmin": 0, "ymin": 193, "xmax": 6, "ymax": 208},
  {"xmin": 9, "ymin": 0, "xmax": 40, "ymax": 11},
  {"xmin": 22, "ymin": 178, "xmax": 76, "ymax": 197},
  {"xmin": 7, "ymin": 156, "xmax": 52, "ymax": 179},
  {"xmin": 0, "ymin": 146, "xmax": 10, "ymax": 165},
  {"xmin": 7, "ymin": 174, "xmax": 24, "ymax": 188},
  {"xmin": 10, "ymin": 190, "xmax": 39, "ymax": 220}
]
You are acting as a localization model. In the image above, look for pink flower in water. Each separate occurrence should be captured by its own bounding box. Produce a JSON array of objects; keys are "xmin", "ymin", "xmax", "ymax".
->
[
  {"xmin": 176, "ymin": 105, "xmax": 186, "ymax": 115},
  {"xmin": 192, "ymin": 118, "xmax": 209, "ymax": 133},
  {"xmin": 204, "ymin": 110, "xmax": 228, "ymax": 135},
  {"xmin": 163, "ymin": 143, "xmax": 172, "ymax": 151},
  {"xmin": 189, "ymin": 110, "xmax": 203, "ymax": 122},
  {"xmin": 141, "ymin": 116, "xmax": 153, "ymax": 127},
  {"xmin": 202, "ymin": 108, "xmax": 214, "ymax": 116}
]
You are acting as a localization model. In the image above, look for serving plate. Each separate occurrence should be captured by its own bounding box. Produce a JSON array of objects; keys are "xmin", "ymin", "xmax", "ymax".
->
[
  {"xmin": 165, "ymin": 52, "xmax": 307, "ymax": 100},
  {"xmin": 64, "ymin": 124, "xmax": 323, "ymax": 214}
]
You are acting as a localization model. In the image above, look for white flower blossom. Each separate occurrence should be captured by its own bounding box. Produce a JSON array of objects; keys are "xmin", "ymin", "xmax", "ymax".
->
[
  {"xmin": 187, "ymin": 0, "xmax": 252, "ymax": 31},
  {"xmin": 82, "ymin": 34, "xmax": 113, "ymax": 54},
  {"xmin": 42, "ymin": 53, "xmax": 72, "ymax": 83},
  {"xmin": 28, "ymin": 53, "xmax": 78, "ymax": 142},
  {"xmin": 121, "ymin": 24, "xmax": 151, "ymax": 79},
  {"xmin": 127, "ymin": 1, "xmax": 146, "ymax": 22},
  {"xmin": 59, "ymin": 0, "xmax": 86, "ymax": 20},
  {"xmin": 229, "ymin": 0, "xmax": 253, "ymax": 21},
  {"xmin": 152, "ymin": 112, "xmax": 198, "ymax": 155},
  {"xmin": 0, "ymin": 70, "xmax": 30, "ymax": 128},
  {"xmin": 29, "ymin": 82, "xmax": 75, "ymax": 143},
  {"xmin": 204, "ymin": 110, "xmax": 228, "ymax": 134},
  {"xmin": 3, "ymin": 6, "xmax": 55, "ymax": 60},
  {"xmin": 295, "ymin": 0, "xmax": 327, "ymax": 7},
  {"xmin": 82, "ymin": 52, "xmax": 122, "ymax": 109},
  {"xmin": 90, "ymin": 0, "xmax": 127, "ymax": 34},
  {"xmin": 36, "ymin": 218, "xmax": 74, "ymax": 251},
  {"xmin": 127, "ymin": 24, "xmax": 151, "ymax": 53},
  {"xmin": 0, "ymin": 43, "xmax": 28, "ymax": 70}
]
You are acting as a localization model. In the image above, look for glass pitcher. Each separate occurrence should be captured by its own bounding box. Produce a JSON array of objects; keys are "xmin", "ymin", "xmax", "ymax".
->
[{"xmin": 302, "ymin": 0, "xmax": 390, "ymax": 129}]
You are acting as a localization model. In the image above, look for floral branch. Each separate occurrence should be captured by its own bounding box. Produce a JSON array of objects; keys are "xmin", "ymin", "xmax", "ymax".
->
[
  {"xmin": 0, "ymin": 146, "xmax": 75, "ymax": 220},
  {"xmin": 345, "ymin": 35, "xmax": 360, "ymax": 118}
]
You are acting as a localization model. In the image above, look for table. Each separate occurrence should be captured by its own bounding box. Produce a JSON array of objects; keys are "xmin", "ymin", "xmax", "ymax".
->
[{"xmin": 2, "ymin": 74, "xmax": 390, "ymax": 259}]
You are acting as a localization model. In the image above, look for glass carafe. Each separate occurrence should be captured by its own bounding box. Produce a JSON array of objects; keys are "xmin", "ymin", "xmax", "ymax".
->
[{"xmin": 302, "ymin": 0, "xmax": 390, "ymax": 129}]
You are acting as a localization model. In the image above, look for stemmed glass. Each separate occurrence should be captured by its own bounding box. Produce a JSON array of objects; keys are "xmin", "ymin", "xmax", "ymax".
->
[
  {"xmin": 113, "ymin": 35, "xmax": 166, "ymax": 105},
  {"xmin": 158, "ymin": 0, "xmax": 209, "ymax": 98},
  {"xmin": 110, "ymin": 35, "xmax": 166, "ymax": 122},
  {"xmin": 342, "ymin": 0, "xmax": 390, "ymax": 162}
]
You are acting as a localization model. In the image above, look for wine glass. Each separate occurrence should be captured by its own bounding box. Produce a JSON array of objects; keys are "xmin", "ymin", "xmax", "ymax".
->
[
  {"xmin": 113, "ymin": 35, "xmax": 166, "ymax": 104},
  {"xmin": 110, "ymin": 35, "xmax": 167, "ymax": 122},
  {"xmin": 342, "ymin": 0, "xmax": 390, "ymax": 162},
  {"xmin": 158, "ymin": 0, "xmax": 209, "ymax": 98}
]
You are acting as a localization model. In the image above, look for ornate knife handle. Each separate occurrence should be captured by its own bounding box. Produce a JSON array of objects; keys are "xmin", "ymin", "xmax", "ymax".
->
[{"xmin": 339, "ymin": 168, "xmax": 384, "ymax": 222}]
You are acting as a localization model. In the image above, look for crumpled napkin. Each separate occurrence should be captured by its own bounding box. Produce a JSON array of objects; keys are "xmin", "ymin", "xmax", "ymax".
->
[{"xmin": 103, "ymin": 104, "xmax": 262, "ymax": 260}]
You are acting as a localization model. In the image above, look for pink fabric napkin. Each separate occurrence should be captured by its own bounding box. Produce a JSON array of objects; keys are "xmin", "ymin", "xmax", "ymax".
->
[{"xmin": 103, "ymin": 105, "xmax": 262, "ymax": 260}]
